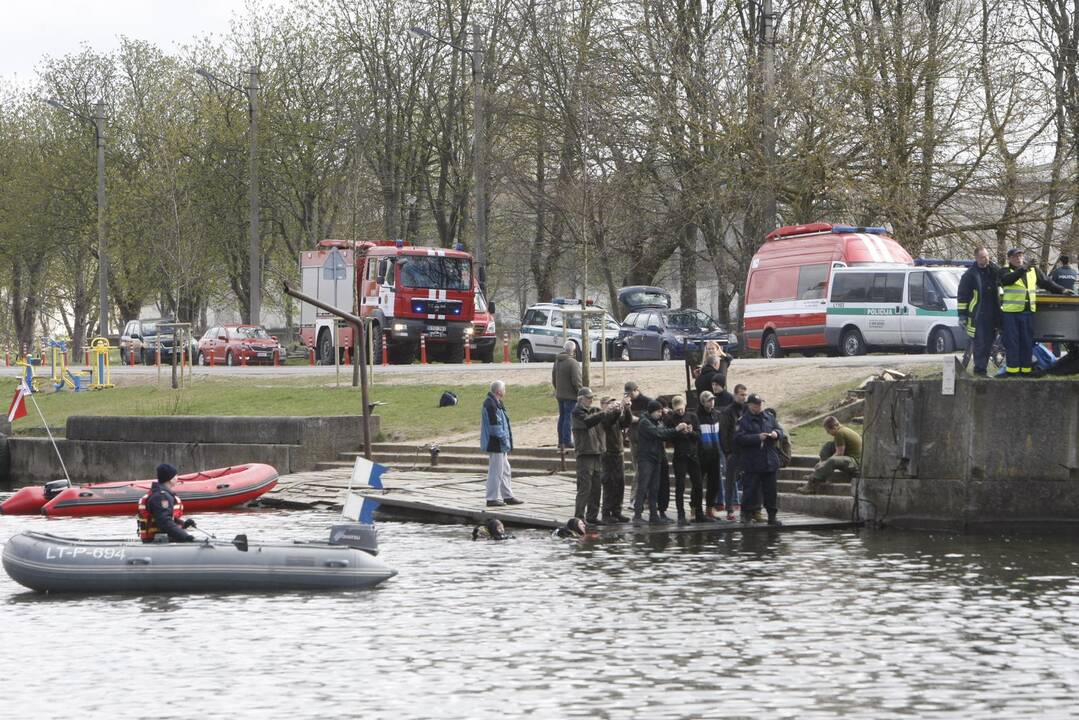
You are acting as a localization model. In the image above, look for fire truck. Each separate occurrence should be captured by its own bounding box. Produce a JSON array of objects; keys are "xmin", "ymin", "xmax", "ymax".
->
[{"xmin": 298, "ymin": 239, "xmax": 477, "ymax": 364}]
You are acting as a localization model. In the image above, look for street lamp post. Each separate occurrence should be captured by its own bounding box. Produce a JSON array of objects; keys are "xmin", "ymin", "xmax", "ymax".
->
[
  {"xmin": 46, "ymin": 98, "xmax": 109, "ymax": 337},
  {"xmin": 409, "ymin": 25, "xmax": 487, "ymax": 295},
  {"xmin": 196, "ymin": 65, "xmax": 261, "ymax": 325}
]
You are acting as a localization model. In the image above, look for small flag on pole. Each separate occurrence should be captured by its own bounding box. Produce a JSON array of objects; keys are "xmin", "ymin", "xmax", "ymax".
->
[
  {"xmin": 7, "ymin": 382, "xmax": 29, "ymax": 423},
  {"xmin": 341, "ymin": 456, "xmax": 387, "ymax": 524}
]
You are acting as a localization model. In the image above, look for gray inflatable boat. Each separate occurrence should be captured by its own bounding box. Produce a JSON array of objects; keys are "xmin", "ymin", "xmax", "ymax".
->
[{"xmin": 3, "ymin": 529, "xmax": 397, "ymax": 594}]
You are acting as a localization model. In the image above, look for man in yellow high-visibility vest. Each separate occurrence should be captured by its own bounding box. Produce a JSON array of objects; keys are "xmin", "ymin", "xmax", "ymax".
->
[{"xmin": 998, "ymin": 247, "xmax": 1073, "ymax": 377}]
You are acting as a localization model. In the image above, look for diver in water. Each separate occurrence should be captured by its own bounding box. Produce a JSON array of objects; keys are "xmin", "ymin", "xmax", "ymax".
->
[
  {"xmin": 472, "ymin": 517, "xmax": 514, "ymax": 541},
  {"xmin": 552, "ymin": 517, "xmax": 588, "ymax": 539}
]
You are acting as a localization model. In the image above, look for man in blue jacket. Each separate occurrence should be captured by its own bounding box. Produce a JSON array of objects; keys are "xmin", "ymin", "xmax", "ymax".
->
[
  {"xmin": 734, "ymin": 394, "xmax": 785, "ymax": 526},
  {"xmin": 481, "ymin": 380, "xmax": 523, "ymax": 507}
]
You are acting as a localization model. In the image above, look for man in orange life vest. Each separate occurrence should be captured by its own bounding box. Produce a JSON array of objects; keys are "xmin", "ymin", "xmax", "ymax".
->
[{"xmin": 138, "ymin": 464, "xmax": 197, "ymax": 543}]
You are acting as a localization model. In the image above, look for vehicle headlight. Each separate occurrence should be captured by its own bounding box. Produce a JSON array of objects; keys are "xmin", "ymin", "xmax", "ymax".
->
[
  {"xmin": 675, "ymin": 335, "xmax": 687, "ymax": 344},
  {"xmin": 465, "ymin": 326, "xmax": 475, "ymax": 336},
  {"xmin": 729, "ymin": 333, "xmax": 738, "ymax": 345},
  {"xmin": 392, "ymin": 323, "xmax": 407, "ymax": 333},
  {"xmin": 241, "ymin": 343, "xmax": 252, "ymax": 350},
  {"xmin": 485, "ymin": 320, "xmax": 496, "ymax": 334}
]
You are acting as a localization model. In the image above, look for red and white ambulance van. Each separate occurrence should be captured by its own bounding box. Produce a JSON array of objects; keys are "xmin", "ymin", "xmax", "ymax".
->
[{"xmin": 743, "ymin": 223, "xmax": 913, "ymax": 357}]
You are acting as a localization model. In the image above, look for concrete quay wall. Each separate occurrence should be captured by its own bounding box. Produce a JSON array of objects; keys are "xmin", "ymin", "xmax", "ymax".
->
[
  {"xmin": 858, "ymin": 378, "xmax": 1079, "ymax": 531},
  {"xmin": 2, "ymin": 415, "xmax": 378, "ymax": 486}
]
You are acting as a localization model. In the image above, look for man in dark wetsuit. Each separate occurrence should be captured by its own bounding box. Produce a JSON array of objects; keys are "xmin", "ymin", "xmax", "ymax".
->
[
  {"xmin": 472, "ymin": 518, "xmax": 513, "ymax": 540},
  {"xmin": 138, "ymin": 464, "xmax": 197, "ymax": 543}
]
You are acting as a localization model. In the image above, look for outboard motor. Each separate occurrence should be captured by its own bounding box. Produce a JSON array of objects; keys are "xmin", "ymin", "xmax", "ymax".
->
[
  {"xmin": 43, "ymin": 478, "xmax": 72, "ymax": 502},
  {"xmin": 328, "ymin": 523, "xmax": 379, "ymax": 556}
]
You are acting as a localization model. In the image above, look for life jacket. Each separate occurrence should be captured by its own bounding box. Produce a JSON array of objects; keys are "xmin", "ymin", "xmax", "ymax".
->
[
  {"xmin": 137, "ymin": 491, "xmax": 184, "ymax": 542},
  {"xmin": 1001, "ymin": 267, "xmax": 1038, "ymax": 313}
]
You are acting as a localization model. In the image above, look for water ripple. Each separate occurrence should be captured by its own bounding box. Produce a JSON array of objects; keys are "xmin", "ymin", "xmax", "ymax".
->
[{"xmin": 1, "ymin": 510, "xmax": 1077, "ymax": 719}]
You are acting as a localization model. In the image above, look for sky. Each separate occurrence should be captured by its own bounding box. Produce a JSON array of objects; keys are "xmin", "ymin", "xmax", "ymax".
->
[{"xmin": 0, "ymin": 0, "xmax": 258, "ymax": 84}]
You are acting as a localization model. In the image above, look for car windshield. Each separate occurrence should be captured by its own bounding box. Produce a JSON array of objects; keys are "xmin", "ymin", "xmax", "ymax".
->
[
  {"xmin": 666, "ymin": 311, "xmax": 717, "ymax": 331},
  {"xmin": 398, "ymin": 256, "xmax": 472, "ymax": 291},
  {"xmin": 623, "ymin": 290, "xmax": 670, "ymax": 309},
  {"xmin": 565, "ymin": 312, "xmax": 619, "ymax": 331},
  {"xmin": 235, "ymin": 326, "xmax": 271, "ymax": 339},
  {"xmin": 142, "ymin": 322, "xmax": 158, "ymax": 336},
  {"xmin": 934, "ymin": 270, "xmax": 961, "ymax": 298}
]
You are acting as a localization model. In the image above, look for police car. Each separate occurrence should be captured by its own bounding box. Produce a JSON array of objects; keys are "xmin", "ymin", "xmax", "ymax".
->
[{"xmin": 517, "ymin": 299, "xmax": 621, "ymax": 362}]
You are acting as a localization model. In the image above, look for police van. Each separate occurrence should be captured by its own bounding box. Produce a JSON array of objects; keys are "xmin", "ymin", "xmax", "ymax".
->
[
  {"xmin": 825, "ymin": 265, "xmax": 968, "ymax": 356},
  {"xmin": 517, "ymin": 299, "xmax": 620, "ymax": 363}
]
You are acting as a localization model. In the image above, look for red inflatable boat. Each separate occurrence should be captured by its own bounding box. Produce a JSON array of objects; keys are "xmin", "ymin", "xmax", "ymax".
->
[{"xmin": 0, "ymin": 464, "xmax": 279, "ymax": 517}]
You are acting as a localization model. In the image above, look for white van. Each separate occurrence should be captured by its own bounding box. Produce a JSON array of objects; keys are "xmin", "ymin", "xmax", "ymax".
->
[{"xmin": 825, "ymin": 265, "xmax": 968, "ymax": 356}]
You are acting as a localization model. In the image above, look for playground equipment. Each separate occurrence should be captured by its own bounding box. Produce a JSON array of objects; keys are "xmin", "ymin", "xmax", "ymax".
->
[
  {"xmin": 87, "ymin": 337, "xmax": 115, "ymax": 389},
  {"xmin": 16, "ymin": 339, "xmax": 93, "ymax": 392}
]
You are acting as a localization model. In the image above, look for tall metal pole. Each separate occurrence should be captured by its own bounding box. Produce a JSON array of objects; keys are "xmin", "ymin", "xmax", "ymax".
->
[
  {"xmin": 761, "ymin": 0, "xmax": 777, "ymax": 232},
  {"xmin": 248, "ymin": 66, "xmax": 261, "ymax": 325},
  {"xmin": 282, "ymin": 283, "xmax": 373, "ymax": 460},
  {"xmin": 94, "ymin": 100, "xmax": 109, "ymax": 337},
  {"xmin": 472, "ymin": 24, "xmax": 487, "ymax": 295}
]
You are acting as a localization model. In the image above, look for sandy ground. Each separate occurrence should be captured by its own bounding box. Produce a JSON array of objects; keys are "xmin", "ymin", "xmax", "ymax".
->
[{"xmin": 415, "ymin": 357, "xmax": 926, "ymax": 447}]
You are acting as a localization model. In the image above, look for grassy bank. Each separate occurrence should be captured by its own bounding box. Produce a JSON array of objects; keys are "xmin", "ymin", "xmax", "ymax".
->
[
  {"xmin": 780, "ymin": 378, "xmax": 866, "ymax": 454},
  {"xmin": 0, "ymin": 376, "xmax": 556, "ymax": 443}
]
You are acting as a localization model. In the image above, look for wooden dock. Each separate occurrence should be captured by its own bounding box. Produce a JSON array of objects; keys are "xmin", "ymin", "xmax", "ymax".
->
[{"xmin": 261, "ymin": 466, "xmax": 860, "ymax": 534}]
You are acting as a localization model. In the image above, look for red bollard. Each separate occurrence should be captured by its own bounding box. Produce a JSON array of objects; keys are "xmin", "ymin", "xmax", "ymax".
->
[
  {"xmin": 209, "ymin": 350, "xmax": 215, "ymax": 368},
  {"xmin": 274, "ymin": 349, "xmax": 280, "ymax": 367},
  {"xmin": 240, "ymin": 350, "xmax": 247, "ymax": 367},
  {"xmin": 129, "ymin": 343, "xmax": 136, "ymax": 367},
  {"xmin": 502, "ymin": 331, "xmax": 511, "ymax": 363},
  {"xmin": 155, "ymin": 348, "xmax": 161, "ymax": 368},
  {"xmin": 345, "ymin": 346, "xmax": 352, "ymax": 366},
  {"xmin": 420, "ymin": 334, "xmax": 428, "ymax": 364},
  {"xmin": 465, "ymin": 337, "xmax": 471, "ymax": 365},
  {"xmin": 6, "ymin": 351, "xmax": 10, "ymax": 367},
  {"xmin": 381, "ymin": 336, "xmax": 389, "ymax": 366},
  {"xmin": 309, "ymin": 347, "xmax": 315, "ymax": 366}
]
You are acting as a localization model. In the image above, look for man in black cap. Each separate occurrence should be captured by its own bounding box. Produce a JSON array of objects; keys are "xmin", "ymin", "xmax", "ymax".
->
[
  {"xmin": 571, "ymin": 387, "xmax": 624, "ymax": 523},
  {"xmin": 633, "ymin": 399, "xmax": 689, "ymax": 524},
  {"xmin": 137, "ymin": 464, "xmax": 197, "ymax": 542},
  {"xmin": 998, "ymin": 247, "xmax": 1072, "ymax": 377},
  {"xmin": 734, "ymin": 394, "xmax": 785, "ymax": 526}
]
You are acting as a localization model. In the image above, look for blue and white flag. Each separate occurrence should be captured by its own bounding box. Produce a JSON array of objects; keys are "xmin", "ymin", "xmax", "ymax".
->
[{"xmin": 342, "ymin": 456, "xmax": 388, "ymax": 524}]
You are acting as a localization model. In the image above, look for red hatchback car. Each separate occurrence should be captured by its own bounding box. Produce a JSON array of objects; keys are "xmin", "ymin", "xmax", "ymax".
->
[{"xmin": 197, "ymin": 324, "xmax": 282, "ymax": 366}]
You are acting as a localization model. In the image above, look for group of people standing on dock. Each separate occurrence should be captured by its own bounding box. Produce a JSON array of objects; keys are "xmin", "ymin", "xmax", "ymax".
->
[
  {"xmin": 479, "ymin": 339, "xmax": 864, "ymax": 532},
  {"xmin": 617, "ymin": 371, "xmax": 787, "ymax": 526},
  {"xmin": 549, "ymin": 341, "xmax": 786, "ymax": 527}
]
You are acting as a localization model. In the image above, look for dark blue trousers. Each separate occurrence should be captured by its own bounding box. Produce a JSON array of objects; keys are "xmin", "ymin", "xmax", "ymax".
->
[
  {"xmin": 557, "ymin": 399, "xmax": 575, "ymax": 446},
  {"xmin": 1002, "ymin": 312, "xmax": 1033, "ymax": 375},
  {"xmin": 971, "ymin": 314, "xmax": 997, "ymax": 374}
]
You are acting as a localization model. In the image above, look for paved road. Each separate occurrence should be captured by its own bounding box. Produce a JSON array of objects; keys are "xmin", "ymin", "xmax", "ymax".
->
[{"xmin": 2, "ymin": 352, "xmax": 953, "ymax": 381}]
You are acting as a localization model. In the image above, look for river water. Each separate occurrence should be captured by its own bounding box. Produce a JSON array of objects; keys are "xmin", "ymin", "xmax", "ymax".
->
[{"xmin": 1, "ymin": 508, "xmax": 1077, "ymax": 720}]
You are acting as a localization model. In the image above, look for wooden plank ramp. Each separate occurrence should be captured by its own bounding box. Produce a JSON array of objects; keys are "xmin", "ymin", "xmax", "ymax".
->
[{"xmin": 261, "ymin": 467, "xmax": 861, "ymax": 534}]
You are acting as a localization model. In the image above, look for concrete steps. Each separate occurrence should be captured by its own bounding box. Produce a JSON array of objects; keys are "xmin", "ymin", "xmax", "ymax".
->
[
  {"xmin": 315, "ymin": 459, "xmax": 576, "ymax": 478},
  {"xmin": 777, "ymin": 492, "xmax": 854, "ymax": 520}
]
